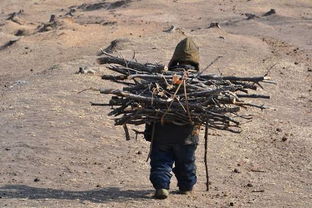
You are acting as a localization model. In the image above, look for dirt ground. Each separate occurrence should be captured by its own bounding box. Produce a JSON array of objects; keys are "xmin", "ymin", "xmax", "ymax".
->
[{"xmin": 0, "ymin": 0, "xmax": 311, "ymax": 207}]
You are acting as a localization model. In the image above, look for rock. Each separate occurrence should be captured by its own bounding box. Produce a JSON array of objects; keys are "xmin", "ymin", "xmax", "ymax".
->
[
  {"xmin": 97, "ymin": 38, "xmax": 131, "ymax": 55},
  {"xmin": 137, "ymin": 151, "xmax": 142, "ymax": 155},
  {"xmin": 76, "ymin": 0, "xmax": 130, "ymax": 12},
  {"xmin": 77, "ymin": 2, "xmax": 110, "ymax": 11},
  {"xmin": 0, "ymin": 38, "xmax": 20, "ymax": 51},
  {"xmin": 6, "ymin": 10, "xmax": 25, "ymax": 25},
  {"xmin": 37, "ymin": 15, "xmax": 58, "ymax": 33},
  {"xmin": 263, "ymin": 9, "xmax": 276, "ymax": 16},
  {"xmin": 229, "ymin": 202, "xmax": 234, "ymax": 206},
  {"xmin": 76, "ymin": 66, "xmax": 95, "ymax": 74},
  {"xmin": 233, "ymin": 168, "xmax": 240, "ymax": 173},
  {"xmin": 276, "ymin": 127, "xmax": 282, "ymax": 132},
  {"xmin": 163, "ymin": 25, "xmax": 176, "ymax": 33},
  {"xmin": 15, "ymin": 29, "xmax": 26, "ymax": 36},
  {"xmin": 244, "ymin": 13, "xmax": 259, "ymax": 20},
  {"xmin": 49, "ymin": 14, "xmax": 56, "ymax": 23},
  {"xmin": 102, "ymin": 21, "xmax": 117, "ymax": 26},
  {"xmin": 34, "ymin": 178, "xmax": 40, "ymax": 182},
  {"xmin": 246, "ymin": 183, "xmax": 253, "ymax": 187},
  {"xmin": 109, "ymin": 0, "xmax": 131, "ymax": 10},
  {"xmin": 7, "ymin": 10, "xmax": 24, "ymax": 19},
  {"xmin": 281, "ymin": 136, "xmax": 288, "ymax": 142},
  {"xmin": 9, "ymin": 80, "xmax": 28, "ymax": 89},
  {"xmin": 208, "ymin": 22, "xmax": 221, "ymax": 29},
  {"xmin": 65, "ymin": 8, "xmax": 76, "ymax": 17}
]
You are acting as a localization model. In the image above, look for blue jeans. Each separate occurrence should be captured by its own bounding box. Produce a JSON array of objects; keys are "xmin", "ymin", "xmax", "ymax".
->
[{"xmin": 149, "ymin": 143, "xmax": 197, "ymax": 191}]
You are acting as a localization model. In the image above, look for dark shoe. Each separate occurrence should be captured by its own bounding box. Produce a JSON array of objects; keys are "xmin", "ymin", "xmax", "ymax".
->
[
  {"xmin": 154, "ymin": 189, "xmax": 169, "ymax": 199},
  {"xmin": 179, "ymin": 188, "xmax": 193, "ymax": 195}
]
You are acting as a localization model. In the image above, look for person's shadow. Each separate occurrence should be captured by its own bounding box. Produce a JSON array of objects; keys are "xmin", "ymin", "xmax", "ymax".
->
[{"xmin": 0, "ymin": 184, "xmax": 152, "ymax": 203}]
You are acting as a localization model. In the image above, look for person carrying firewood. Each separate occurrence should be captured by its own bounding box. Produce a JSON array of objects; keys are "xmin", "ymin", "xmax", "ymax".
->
[{"xmin": 144, "ymin": 37, "xmax": 201, "ymax": 199}]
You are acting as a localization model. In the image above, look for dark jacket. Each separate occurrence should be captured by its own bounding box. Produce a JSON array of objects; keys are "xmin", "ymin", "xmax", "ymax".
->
[
  {"xmin": 144, "ymin": 122, "xmax": 199, "ymax": 145},
  {"xmin": 144, "ymin": 37, "xmax": 201, "ymax": 145}
]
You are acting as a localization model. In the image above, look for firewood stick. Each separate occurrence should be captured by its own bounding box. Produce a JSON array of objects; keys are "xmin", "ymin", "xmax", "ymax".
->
[
  {"xmin": 102, "ymin": 74, "xmax": 127, "ymax": 80},
  {"xmin": 204, "ymin": 123, "xmax": 209, "ymax": 191},
  {"xmin": 123, "ymin": 124, "xmax": 131, "ymax": 141},
  {"xmin": 236, "ymin": 94, "xmax": 270, "ymax": 99},
  {"xmin": 97, "ymin": 56, "xmax": 164, "ymax": 73}
]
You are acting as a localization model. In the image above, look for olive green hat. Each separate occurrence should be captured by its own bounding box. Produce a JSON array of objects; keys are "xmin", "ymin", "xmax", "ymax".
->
[{"xmin": 168, "ymin": 37, "xmax": 200, "ymax": 70}]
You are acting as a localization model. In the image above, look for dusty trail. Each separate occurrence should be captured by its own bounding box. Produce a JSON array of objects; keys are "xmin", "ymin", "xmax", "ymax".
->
[{"xmin": 0, "ymin": 0, "xmax": 311, "ymax": 207}]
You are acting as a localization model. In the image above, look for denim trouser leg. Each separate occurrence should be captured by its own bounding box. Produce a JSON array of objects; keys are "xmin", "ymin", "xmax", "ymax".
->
[
  {"xmin": 149, "ymin": 144, "xmax": 174, "ymax": 189},
  {"xmin": 173, "ymin": 144, "xmax": 197, "ymax": 191}
]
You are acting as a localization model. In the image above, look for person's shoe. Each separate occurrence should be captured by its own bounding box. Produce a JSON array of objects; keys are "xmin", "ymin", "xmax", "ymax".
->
[
  {"xmin": 154, "ymin": 189, "xmax": 169, "ymax": 199},
  {"xmin": 178, "ymin": 189, "xmax": 193, "ymax": 195}
]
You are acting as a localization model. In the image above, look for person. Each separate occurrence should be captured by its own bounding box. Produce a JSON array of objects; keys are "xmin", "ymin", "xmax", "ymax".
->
[{"xmin": 144, "ymin": 37, "xmax": 201, "ymax": 199}]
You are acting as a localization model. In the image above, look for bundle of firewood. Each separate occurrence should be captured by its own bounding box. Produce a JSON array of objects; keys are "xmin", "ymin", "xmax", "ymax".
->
[
  {"xmin": 92, "ymin": 53, "xmax": 274, "ymax": 191},
  {"xmin": 93, "ymin": 53, "xmax": 272, "ymax": 133}
]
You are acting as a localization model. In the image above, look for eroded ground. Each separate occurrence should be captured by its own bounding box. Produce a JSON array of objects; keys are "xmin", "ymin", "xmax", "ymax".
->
[{"xmin": 0, "ymin": 0, "xmax": 311, "ymax": 207}]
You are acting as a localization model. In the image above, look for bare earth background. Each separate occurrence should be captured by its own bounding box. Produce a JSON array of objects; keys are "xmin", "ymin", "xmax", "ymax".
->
[{"xmin": 0, "ymin": 0, "xmax": 311, "ymax": 207}]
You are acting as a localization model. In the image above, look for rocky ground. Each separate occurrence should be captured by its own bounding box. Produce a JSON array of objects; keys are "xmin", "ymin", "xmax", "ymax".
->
[{"xmin": 0, "ymin": 0, "xmax": 311, "ymax": 207}]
